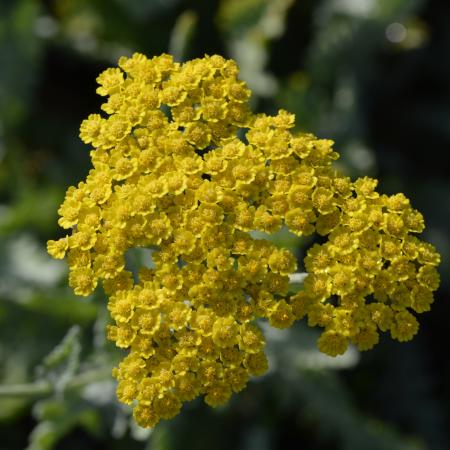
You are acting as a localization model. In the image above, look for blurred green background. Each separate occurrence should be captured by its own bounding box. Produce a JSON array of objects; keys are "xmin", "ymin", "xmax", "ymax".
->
[{"xmin": 1, "ymin": 0, "xmax": 449, "ymax": 449}]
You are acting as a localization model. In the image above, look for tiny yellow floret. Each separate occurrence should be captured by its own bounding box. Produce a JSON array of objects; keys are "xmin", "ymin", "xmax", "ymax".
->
[{"xmin": 48, "ymin": 53, "xmax": 441, "ymax": 428}]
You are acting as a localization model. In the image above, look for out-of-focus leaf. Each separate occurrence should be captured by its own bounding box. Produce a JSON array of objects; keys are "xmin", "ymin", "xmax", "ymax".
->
[
  {"xmin": 218, "ymin": 0, "xmax": 294, "ymax": 97},
  {"xmin": 264, "ymin": 322, "xmax": 360, "ymax": 372},
  {"xmin": 290, "ymin": 370, "xmax": 424, "ymax": 450},
  {"xmin": 37, "ymin": 326, "xmax": 81, "ymax": 393},
  {"xmin": 217, "ymin": 0, "xmax": 267, "ymax": 34},
  {"xmin": 130, "ymin": 418, "xmax": 153, "ymax": 442},
  {"xmin": 0, "ymin": 234, "xmax": 65, "ymax": 293},
  {"xmin": 0, "ymin": 187, "xmax": 63, "ymax": 235},
  {"xmin": 27, "ymin": 420, "xmax": 60, "ymax": 450},
  {"xmin": 0, "ymin": 0, "xmax": 42, "ymax": 129},
  {"xmin": 28, "ymin": 396, "xmax": 103, "ymax": 450},
  {"xmin": 81, "ymin": 380, "xmax": 116, "ymax": 407},
  {"xmin": 23, "ymin": 291, "xmax": 98, "ymax": 324},
  {"xmin": 169, "ymin": 10, "xmax": 197, "ymax": 62},
  {"xmin": 0, "ymin": 349, "xmax": 29, "ymax": 420},
  {"xmin": 375, "ymin": 340, "xmax": 449, "ymax": 450},
  {"xmin": 112, "ymin": 0, "xmax": 181, "ymax": 21}
]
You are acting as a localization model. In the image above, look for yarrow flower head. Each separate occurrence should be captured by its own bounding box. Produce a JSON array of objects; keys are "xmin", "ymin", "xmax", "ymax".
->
[{"xmin": 48, "ymin": 53, "xmax": 441, "ymax": 428}]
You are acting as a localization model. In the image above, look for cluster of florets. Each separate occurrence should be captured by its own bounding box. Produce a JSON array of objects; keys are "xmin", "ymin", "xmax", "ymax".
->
[{"xmin": 47, "ymin": 53, "xmax": 440, "ymax": 428}]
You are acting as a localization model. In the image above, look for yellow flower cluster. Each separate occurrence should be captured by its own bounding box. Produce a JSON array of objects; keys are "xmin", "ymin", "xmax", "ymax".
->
[
  {"xmin": 295, "ymin": 181, "xmax": 440, "ymax": 356},
  {"xmin": 47, "ymin": 53, "xmax": 440, "ymax": 428}
]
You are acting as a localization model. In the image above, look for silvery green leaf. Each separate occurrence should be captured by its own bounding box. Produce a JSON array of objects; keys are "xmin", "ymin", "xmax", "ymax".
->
[{"xmin": 36, "ymin": 326, "xmax": 81, "ymax": 393}]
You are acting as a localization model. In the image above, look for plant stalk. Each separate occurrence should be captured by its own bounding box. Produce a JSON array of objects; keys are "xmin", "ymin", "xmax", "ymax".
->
[{"xmin": 0, "ymin": 367, "xmax": 112, "ymax": 399}]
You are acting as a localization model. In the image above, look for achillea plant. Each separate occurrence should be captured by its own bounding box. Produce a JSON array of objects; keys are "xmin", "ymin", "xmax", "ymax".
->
[{"xmin": 48, "ymin": 53, "xmax": 440, "ymax": 428}]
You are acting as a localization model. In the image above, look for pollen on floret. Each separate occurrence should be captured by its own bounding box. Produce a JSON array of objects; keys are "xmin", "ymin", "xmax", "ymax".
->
[
  {"xmin": 351, "ymin": 327, "xmax": 379, "ymax": 351},
  {"xmin": 317, "ymin": 330, "xmax": 349, "ymax": 357},
  {"xmin": 268, "ymin": 300, "xmax": 295, "ymax": 329},
  {"xmin": 391, "ymin": 311, "xmax": 419, "ymax": 342},
  {"xmin": 96, "ymin": 67, "xmax": 124, "ymax": 96},
  {"xmin": 79, "ymin": 114, "xmax": 104, "ymax": 145},
  {"xmin": 68, "ymin": 266, "xmax": 97, "ymax": 296},
  {"xmin": 47, "ymin": 237, "xmax": 69, "ymax": 259},
  {"xmin": 212, "ymin": 316, "xmax": 239, "ymax": 347},
  {"xmin": 244, "ymin": 351, "xmax": 269, "ymax": 377},
  {"xmin": 204, "ymin": 381, "xmax": 232, "ymax": 408},
  {"xmin": 285, "ymin": 208, "xmax": 315, "ymax": 236}
]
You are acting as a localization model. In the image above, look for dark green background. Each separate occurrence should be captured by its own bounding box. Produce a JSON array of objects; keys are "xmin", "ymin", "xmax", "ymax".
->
[{"xmin": 0, "ymin": 0, "xmax": 449, "ymax": 449}]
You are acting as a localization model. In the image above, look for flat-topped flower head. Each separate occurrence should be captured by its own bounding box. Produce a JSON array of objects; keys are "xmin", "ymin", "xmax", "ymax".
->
[{"xmin": 48, "ymin": 53, "xmax": 441, "ymax": 428}]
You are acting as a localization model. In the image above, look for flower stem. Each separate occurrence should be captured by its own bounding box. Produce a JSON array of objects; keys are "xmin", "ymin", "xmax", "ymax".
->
[{"xmin": 0, "ymin": 367, "xmax": 112, "ymax": 399}]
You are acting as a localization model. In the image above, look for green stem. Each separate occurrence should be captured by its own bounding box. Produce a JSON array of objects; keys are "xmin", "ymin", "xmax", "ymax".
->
[{"xmin": 0, "ymin": 367, "xmax": 112, "ymax": 399}]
